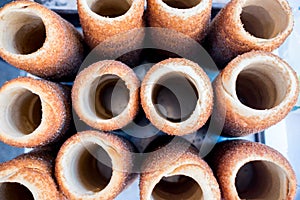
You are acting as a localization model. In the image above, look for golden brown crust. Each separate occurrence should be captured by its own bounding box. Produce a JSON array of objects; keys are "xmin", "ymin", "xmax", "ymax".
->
[
  {"xmin": 141, "ymin": 58, "xmax": 213, "ymax": 136},
  {"xmin": 0, "ymin": 77, "xmax": 71, "ymax": 147},
  {"xmin": 204, "ymin": 0, "xmax": 293, "ymax": 67},
  {"xmin": 147, "ymin": 0, "xmax": 212, "ymax": 42},
  {"xmin": 55, "ymin": 130, "xmax": 136, "ymax": 200},
  {"xmin": 78, "ymin": 0, "xmax": 144, "ymax": 48},
  {"xmin": 207, "ymin": 140, "xmax": 297, "ymax": 200},
  {"xmin": 0, "ymin": 152, "xmax": 60, "ymax": 200},
  {"xmin": 213, "ymin": 51, "xmax": 299, "ymax": 136},
  {"xmin": 72, "ymin": 60, "xmax": 140, "ymax": 131},
  {"xmin": 15, "ymin": 149, "xmax": 55, "ymax": 173},
  {"xmin": 0, "ymin": 1, "xmax": 84, "ymax": 81},
  {"xmin": 140, "ymin": 139, "xmax": 221, "ymax": 200},
  {"xmin": 59, "ymin": 193, "xmax": 70, "ymax": 200}
]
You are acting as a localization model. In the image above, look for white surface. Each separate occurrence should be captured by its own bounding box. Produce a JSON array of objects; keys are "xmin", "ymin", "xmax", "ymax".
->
[
  {"xmin": 265, "ymin": 109, "xmax": 300, "ymax": 199},
  {"xmin": 268, "ymin": 2, "xmax": 300, "ymax": 197},
  {"xmin": 116, "ymin": 178, "xmax": 140, "ymax": 200},
  {"xmin": 212, "ymin": 0, "xmax": 230, "ymax": 3},
  {"xmin": 278, "ymin": 0, "xmax": 300, "ymax": 106}
]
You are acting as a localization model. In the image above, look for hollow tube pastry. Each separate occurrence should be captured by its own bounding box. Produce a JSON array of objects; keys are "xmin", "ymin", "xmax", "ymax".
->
[
  {"xmin": 77, "ymin": 0, "xmax": 144, "ymax": 55},
  {"xmin": 140, "ymin": 139, "xmax": 221, "ymax": 200},
  {"xmin": 147, "ymin": 0, "xmax": 212, "ymax": 42},
  {"xmin": 0, "ymin": 151, "xmax": 60, "ymax": 200},
  {"xmin": 141, "ymin": 58, "xmax": 213, "ymax": 136},
  {"xmin": 207, "ymin": 140, "xmax": 297, "ymax": 200},
  {"xmin": 204, "ymin": 0, "xmax": 293, "ymax": 67},
  {"xmin": 55, "ymin": 130, "xmax": 135, "ymax": 200},
  {"xmin": 72, "ymin": 60, "xmax": 140, "ymax": 131},
  {"xmin": 213, "ymin": 51, "xmax": 299, "ymax": 136},
  {"xmin": 0, "ymin": 1, "xmax": 85, "ymax": 81},
  {"xmin": 0, "ymin": 77, "xmax": 71, "ymax": 148}
]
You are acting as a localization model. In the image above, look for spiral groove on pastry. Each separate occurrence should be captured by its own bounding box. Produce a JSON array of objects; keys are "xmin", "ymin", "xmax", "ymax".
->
[
  {"xmin": 213, "ymin": 51, "xmax": 299, "ymax": 136},
  {"xmin": 207, "ymin": 140, "xmax": 297, "ymax": 200},
  {"xmin": 0, "ymin": 1, "xmax": 85, "ymax": 81},
  {"xmin": 204, "ymin": 0, "xmax": 293, "ymax": 67},
  {"xmin": 0, "ymin": 151, "xmax": 60, "ymax": 200},
  {"xmin": 55, "ymin": 131, "xmax": 135, "ymax": 200},
  {"xmin": 0, "ymin": 77, "xmax": 71, "ymax": 148},
  {"xmin": 72, "ymin": 60, "xmax": 140, "ymax": 131},
  {"xmin": 141, "ymin": 58, "xmax": 213, "ymax": 136},
  {"xmin": 77, "ymin": 0, "xmax": 145, "ymax": 62},
  {"xmin": 147, "ymin": 0, "xmax": 212, "ymax": 42},
  {"xmin": 140, "ymin": 139, "xmax": 221, "ymax": 200}
]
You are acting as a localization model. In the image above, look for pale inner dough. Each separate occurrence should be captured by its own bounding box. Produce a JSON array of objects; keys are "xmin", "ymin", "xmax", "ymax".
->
[
  {"xmin": 0, "ymin": 182, "xmax": 34, "ymax": 200},
  {"xmin": 235, "ymin": 161, "xmax": 289, "ymax": 200},
  {"xmin": 0, "ymin": 89, "xmax": 42, "ymax": 136},
  {"xmin": 151, "ymin": 175, "xmax": 203, "ymax": 200},
  {"xmin": 87, "ymin": 0, "xmax": 132, "ymax": 18},
  {"xmin": 241, "ymin": 0, "xmax": 289, "ymax": 39},
  {"xmin": 235, "ymin": 63, "xmax": 287, "ymax": 110},
  {"xmin": 162, "ymin": 0, "xmax": 201, "ymax": 9},
  {"xmin": 89, "ymin": 74, "xmax": 129, "ymax": 119},
  {"xmin": 0, "ymin": 11, "xmax": 46, "ymax": 54},
  {"xmin": 151, "ymin": 72, "xmax": 198, "ymax": 123},
  {"xmin": 67, "ymin": 143, "xmax": 113, "ymax": 193}
]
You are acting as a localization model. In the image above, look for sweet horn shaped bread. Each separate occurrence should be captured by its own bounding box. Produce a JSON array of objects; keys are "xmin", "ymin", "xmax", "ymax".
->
[
  {"xmin": 77, "ymin": 0, "xmax": 144, "ymax": 65},
  {"xmin": 140, "ymin": 138, "xmax": 221, "ymax": 200},
  {"xmin": 78, "ymin": 0, "xmax": 144, "ymax": 48},
  {"xmin": 0, "ymin": 1, "xmax": 85, "ymax": 81},
  {"xmin": 213, "ymin": 51, "xmax": 299, "ymax": 137},
  {"xmin": 204, "ymin": 0, "xmax": 293, "ymax": 67},
  {"xmin": 55, "ymin": 130, "xmax": 136, "ymax": 200},
  {"xmin": 0, "ymin": 77, "xmax": 71, "ymax": 148},
  {"xmin": 72, "ymin": 60, "xmax": 140, "ymax": 131},
  {"xmin": 140, "ymin": 58, "xmax": 213, "ymax": 136},
  {"xmin": 0, "ymin": 151, "xmax": 60, "ymax": 200},
  {"xmin": 147, "ymin": 0, "xmax": 212, "ymax": 42},
  {"xmin": 207, "ymin": 140, "xmax": 297, "ymax": 200}
]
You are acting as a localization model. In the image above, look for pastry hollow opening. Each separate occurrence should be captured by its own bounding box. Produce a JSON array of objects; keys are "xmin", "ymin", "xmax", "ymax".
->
[
  {"xmin": 240, "ymin": 0, "xmax": 289, "ymax": 39},
  {"xmin": 69, "ymin": 144, "xmax": 113, "ymax": 193},
  {"xmin": 152, "ymin": 175, "xmax": 203, "ymax": 200},
  {"xmin": 152, "ymin": 72, "xmax": 198, "ymax": 123},
  {"xmin": 91, "ymin": 74, "xmax": 130, "ymax": 119},
  {"xmin": 87, "ymin": 0, "xmax": 132, "ymax": 18},
  {"xmin": 0, "ymin": 182, "xmax": 34, "ymax": 200},
  {"xmin": 235, "ymin": 161, "xmax": 289, "ymax": 199},
  {"xmin": 0, "ymin": 89, "xmax": 42, "ymax": 136},
  {"xmin": 235, "ymin": 63, "xmax": 287, "ymax": 110},
  {"xmin": 0, "ymin": 12, "xmax": 46, "ymax": 54},
  {"xmin": 162, "ymin": 0, "xmax": 201, "ymax": 9}
]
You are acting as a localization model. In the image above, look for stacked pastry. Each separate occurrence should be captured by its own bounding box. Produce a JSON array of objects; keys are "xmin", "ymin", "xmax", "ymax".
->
[
  {"xmin": 0, "ymin": 77, "xmax": 71, "ymax": 148},
  {"xmin": 146, "ymin": 0, "xmax": 212, "ymax": 53},
  {"xmin": 141, "ymin": 58, "xmax": 213, "ymax": 136},
  {"xmin": 77, "ymin": 0, "xmax": 145, "ymax": 65},
  {"xmin": 55, "ymin": 131, "xmax": 136, "ymax": 200},
  {"xmin": 204, "ymin": 0, "xmax": 293, "ymax": 67},
  {"xmin": 0, "ymin": 0, "xmax": 298, "ymax": 199},
  {"xmin": 72, "ymin": 60, "xmax": 140, "ymax": 131},
  {"xmin": 147, "ymin": 0, "xmax": 212, "ymax": 42},
  {"xmin": 0, "ymin": 1, "xmax": 85, "ymax": 81},
  {"xmin": 0, "ymin": 150, "xmax": 61, "ymax": 200},
  {"xmin": 140, "ymin": 138, "xmax": 221, "ymax": 200},
  {"xmin": 213, "ymin": 51, "xmax": 299, "ymax": 137},
  {"xmin": 78, "ymin": 0, "xmax": 145, "ymax": 48},
  {"xmin": 207, "ymin": 140, "xmax": 297, "ymax": 199}
]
